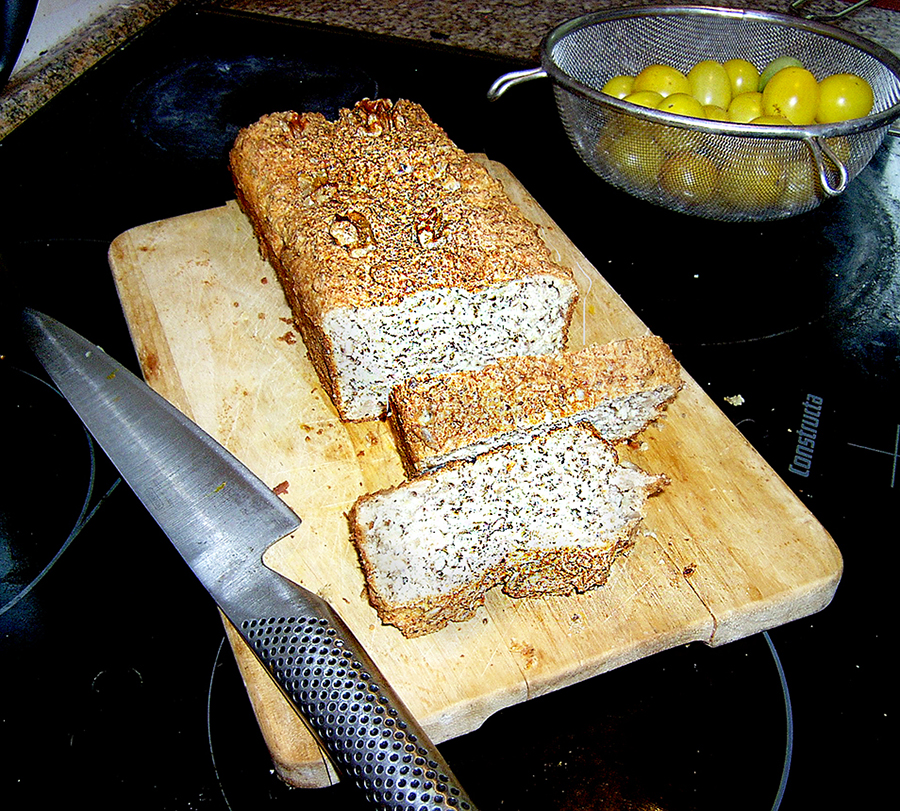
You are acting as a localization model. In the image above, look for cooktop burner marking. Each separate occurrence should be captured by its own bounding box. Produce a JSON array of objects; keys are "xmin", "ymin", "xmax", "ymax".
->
[{"xmin": 847, "ymin": 423, "xmax": 900, "ymax": 488}]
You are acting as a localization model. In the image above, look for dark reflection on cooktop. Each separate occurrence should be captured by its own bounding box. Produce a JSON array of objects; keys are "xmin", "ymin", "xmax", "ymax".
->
[
  {"xmin": 579, "ymin": 137, "xmax": 900, "ymax": 355},
  {"xmin": 123, "ymin": 54, "xmax": 378, "ymax": 163},
  {"xmin": 820, "ymin": 142, "xmax": 900, "ymax": 384}
]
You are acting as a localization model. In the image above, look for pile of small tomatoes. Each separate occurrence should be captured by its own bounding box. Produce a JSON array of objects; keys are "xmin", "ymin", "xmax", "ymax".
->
[
  {"xmin": 602, "ymin": 56, "xmax": 874, "ymax": 125},
  {"xmin": 593, "ymin": 56, "xmax": 874, "ymax": 213}
]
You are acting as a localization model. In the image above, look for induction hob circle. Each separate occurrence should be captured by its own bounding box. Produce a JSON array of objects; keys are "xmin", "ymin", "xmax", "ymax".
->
[
  {"xmin": 0, "ymin": 365, "xmax": 96, "ymax": 615},
  {"xmin": 205, "ymin": 628, "xmax": 793, "ymax": 810},
  {"xmin": 123, "ymin": 53, "xmax": 378, "ymax": 163}
]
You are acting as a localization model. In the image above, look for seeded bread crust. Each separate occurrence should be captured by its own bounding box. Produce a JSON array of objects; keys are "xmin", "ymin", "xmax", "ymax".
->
[
  {"xmin": 348, "ymin": 424, "xmax": 667, "ymax": 637},
  {"xmin": 354, "ymin": 570, "xmax": 504, "ymax": 641},
  {"xmin": 388, "ymin": 336, "xmax": 683, "ymax": 475},
  {"xmin": 229, "ymin": 99, "xmax": 578, "ymax": 420}
]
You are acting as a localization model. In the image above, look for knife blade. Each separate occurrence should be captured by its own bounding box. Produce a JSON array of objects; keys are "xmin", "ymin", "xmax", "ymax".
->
[{"xmin": 21, "ymin": 308, "xmax": 479, "ymax": 811}]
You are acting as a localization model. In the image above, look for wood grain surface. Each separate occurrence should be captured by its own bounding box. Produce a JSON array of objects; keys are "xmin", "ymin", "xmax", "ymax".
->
[{"xmin": 108, "ymin": 157, "xmax": 842, "ymax": 788}]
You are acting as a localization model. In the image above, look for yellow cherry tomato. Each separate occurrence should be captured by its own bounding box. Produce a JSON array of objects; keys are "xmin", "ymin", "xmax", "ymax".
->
[
  {"xmin": 702, "ymin": 104, "xmax": 731, "ymax": 121},
  {"xmin": 728, "ymin": 91, "xmax": 764, "ymax": 123},
  {"xmin": 688, "ymin": 60, "xmax": 732, "ymax": 109},
  {"xmin": 633, "ymin": 64, "xmax": 691, "ymax": 98},
  {"xmin": 718, "ymin": 145, "xmax": 786, "ymax": 209},
  {"xmin": 657, "ymin": 92, "xmax": 705, "ymax": 118},
  {"xmin": 598, "ymin": 127, "xmax": 666, "ymax": 190},
  {"xmin": 759, "ymin": 56, "xmax": 803, "ymax": 91},
  {"xmin": 602, "ymin": 75, "xmax": 635, "ymax": 99},
  {"xmin": 658, "ymin": 152, "xmax": 720, "ymax": 206},
  {"xmin": 624, "ymin": 90, "xmax": 664, "ymax": 109},
  {"xmin": 723, "ymin": 58, "xmax": 760, "ymax": 97},
  {"xmin": 782, "ymin": 152, "xmax": 819, "ymax": 209},
  {"xmin": 752, "ymin": 114, "xmax": 793, "ymax": 125},
  {"xmin": 762, "ymin": 67, "xmax": 819, "ymax": 125},
  {"xmin": 816, "ymin": 73, "xmax": 874, "ymax": 123},
  {"xmin": 649, "ymin": 118, "xmax": 706, "ymax": 155}
]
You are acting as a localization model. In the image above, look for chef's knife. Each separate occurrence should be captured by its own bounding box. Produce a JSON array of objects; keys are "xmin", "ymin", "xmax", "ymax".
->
[{"xmin": 21, "ymin": 308, "xmax": 478, "ymax": 811}]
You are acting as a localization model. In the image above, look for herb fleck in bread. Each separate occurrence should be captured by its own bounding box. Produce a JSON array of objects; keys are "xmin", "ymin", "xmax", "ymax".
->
[
  {"xmin": 229, "ymin": 99, "xmax": 579, "ymax": 421},
  {"xmin": 389, "ymin": 335, "xmax": 683, "ymax": 475},
  {"xmin": 348, "ymin": 424, "xmax": 667, "ymax": 637}
]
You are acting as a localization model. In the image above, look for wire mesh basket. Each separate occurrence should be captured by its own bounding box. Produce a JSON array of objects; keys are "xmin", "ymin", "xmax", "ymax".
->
[{"xmin": 488, "ymin": 5, "xmax": 900, "ymax": 221}]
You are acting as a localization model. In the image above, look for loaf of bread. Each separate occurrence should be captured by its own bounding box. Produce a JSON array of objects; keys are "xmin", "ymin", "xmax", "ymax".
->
[
  {"xmin": 229, "ymin": 98, "xmax": 579, "ymax": 421},
  {"xmin": 348, "ymin": 424, "xmax": 667, "ymax": 637},
  {"xmin": 388, "ymin": 335, "xmax": 682, "ymax": 475}
]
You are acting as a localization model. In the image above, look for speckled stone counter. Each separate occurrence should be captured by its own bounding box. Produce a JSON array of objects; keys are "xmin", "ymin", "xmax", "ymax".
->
[
  {"xmin": 210, "ymin": 0, "xmax": 900, "ymax": 58},
  {"xmin": 2, "ymin": 0, "xmax": 899, "ymax": 139}
]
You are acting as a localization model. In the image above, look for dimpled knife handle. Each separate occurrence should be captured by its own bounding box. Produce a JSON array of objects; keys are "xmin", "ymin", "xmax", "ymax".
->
[{"xmin": 230, "ymin": 580, "xmax": 479, "ymax": 810}]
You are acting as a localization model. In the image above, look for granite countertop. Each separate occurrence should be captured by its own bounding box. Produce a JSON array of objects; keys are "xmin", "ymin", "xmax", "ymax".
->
[{"xmin": 2, "ymin": 0, "xmax": 899, "ymax": 140}]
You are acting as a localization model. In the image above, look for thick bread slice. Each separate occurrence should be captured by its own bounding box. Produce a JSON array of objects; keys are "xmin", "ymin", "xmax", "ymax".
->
[
  {"xmin": 389, "ymin": 336, "xmax": 683, "ymax": 475},
  {"xmin": 229, "ymin": 99, "xmax": 578, "ymax": 421},
  {"xmin": 348, "ymin": 424, "xmax": 667, "ymax": 637}
]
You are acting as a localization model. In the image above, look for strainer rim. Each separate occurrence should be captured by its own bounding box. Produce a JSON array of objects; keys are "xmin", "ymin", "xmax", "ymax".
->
[{"xmin": 539, "ymin": 4, "xmax": 900, "ymax": 138}]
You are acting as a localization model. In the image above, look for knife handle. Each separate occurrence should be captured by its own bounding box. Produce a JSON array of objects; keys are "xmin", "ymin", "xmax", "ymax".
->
[{"xmin": 226, "ymin": 581, "xmax": 479, "ymax": 810}]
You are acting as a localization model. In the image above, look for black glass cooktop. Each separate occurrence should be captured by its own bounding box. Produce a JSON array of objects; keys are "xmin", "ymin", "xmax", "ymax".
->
[{"xmin": 0, "ymin": 5, "xmax": 894, "ymax": 809}]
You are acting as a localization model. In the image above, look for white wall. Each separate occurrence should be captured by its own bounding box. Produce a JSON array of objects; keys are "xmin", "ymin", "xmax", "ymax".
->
[{"xmin": 12, "ymin": 0, "xmax": 123, "ymax": 76}]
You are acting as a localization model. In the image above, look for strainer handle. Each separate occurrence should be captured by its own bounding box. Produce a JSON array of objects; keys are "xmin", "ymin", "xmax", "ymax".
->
[
  {"xmin": 806, "ymin": 136, "xmax": 850, "ymax": 197},
  {"xmin": 487, "ymin": 67, "xmax": 547, "ymax": 101},
  {"xmin": 788, "ymin": 0, "xmax": 874, "ymax": 21}
]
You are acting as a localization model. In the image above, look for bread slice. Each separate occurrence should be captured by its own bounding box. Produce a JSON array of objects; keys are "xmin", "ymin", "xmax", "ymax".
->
[
  {"xmin": 388, "ymin": 336, "xmax": 683, "ymax": 475},
  {"xmin": 348, "ymin": 424, "xmax": 667, "ymax": 637},
  {"xmin": 229, "ymin": 99, "xmax": 579, "ymax": 421}
]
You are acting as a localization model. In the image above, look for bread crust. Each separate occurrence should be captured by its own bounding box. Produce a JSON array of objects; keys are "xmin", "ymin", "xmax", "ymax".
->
[
  {"xmin": 230, "ymin": 99, "xmax": 578, "ymax": 420},
  {"xmin": 389, "ymin": 335, "xmax": 683, "ymax": 474}
]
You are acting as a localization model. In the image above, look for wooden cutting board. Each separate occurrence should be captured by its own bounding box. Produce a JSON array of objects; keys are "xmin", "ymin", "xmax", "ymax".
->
[{"xmin": 108, "ymin": 157, "xmax": 842, "ymax": 788}]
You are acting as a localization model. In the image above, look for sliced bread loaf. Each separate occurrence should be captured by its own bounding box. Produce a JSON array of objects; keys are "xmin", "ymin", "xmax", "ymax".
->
[
  {"xmin": 348, "ymin": 424, "xmax": 667, "ymax": 637},
  {"xmin": 388, "ymin": 335, "xmax": 683, "ymax": 475},
  {"xmin": 229, "ymin": 99, "xmax": 578, "ymax": 421}
]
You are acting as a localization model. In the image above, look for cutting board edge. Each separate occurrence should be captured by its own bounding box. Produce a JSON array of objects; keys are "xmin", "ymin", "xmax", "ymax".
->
[
  {"xmin": 263, "ymin": 617, "xmax": 716, "ymax": 789},
  {"xmin": 109, "ymin": 224, "xmax": 196, "ymax": 411},
  {"xmin": 707, "ymin": 562, "xmax": 843, "ymax": 647}
]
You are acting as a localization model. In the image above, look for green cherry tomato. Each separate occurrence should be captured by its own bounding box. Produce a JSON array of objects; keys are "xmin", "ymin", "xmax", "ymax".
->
[
  {"xmin": 702, "ymin": 104, "xmax": 731, "ymax": 121},
  {"xmin": 752, "ymin": 114, "xmax": 793, "ymax": 125},
  {"xmin": 658, "ymin": 152, "xmax": 720, "ymax": 205},
  {"xmin": 598, "ymin": 127, "xmax": 666, "ymax": 190},
  {"xmin": 718, "ymin": 145, "xmax": 786, "ymax": 209},
  {"xmin": 758, "ymin": 56, "xmax": 803, "ymax": 91}
]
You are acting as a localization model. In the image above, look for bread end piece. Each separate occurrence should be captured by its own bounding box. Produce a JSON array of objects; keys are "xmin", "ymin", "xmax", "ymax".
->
[
  {"xmin": 348, "ymin": 424, "xmax": 667, "ymax": 637},
  {"xmin": 230, "ymin": 99, "xmax": 579, "ymax": 421}
]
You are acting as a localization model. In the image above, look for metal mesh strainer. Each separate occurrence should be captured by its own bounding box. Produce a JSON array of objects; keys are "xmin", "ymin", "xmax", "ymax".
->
[{"xmin": 488, "ymin": 5, "xmax": 900, "ymax": 221}]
